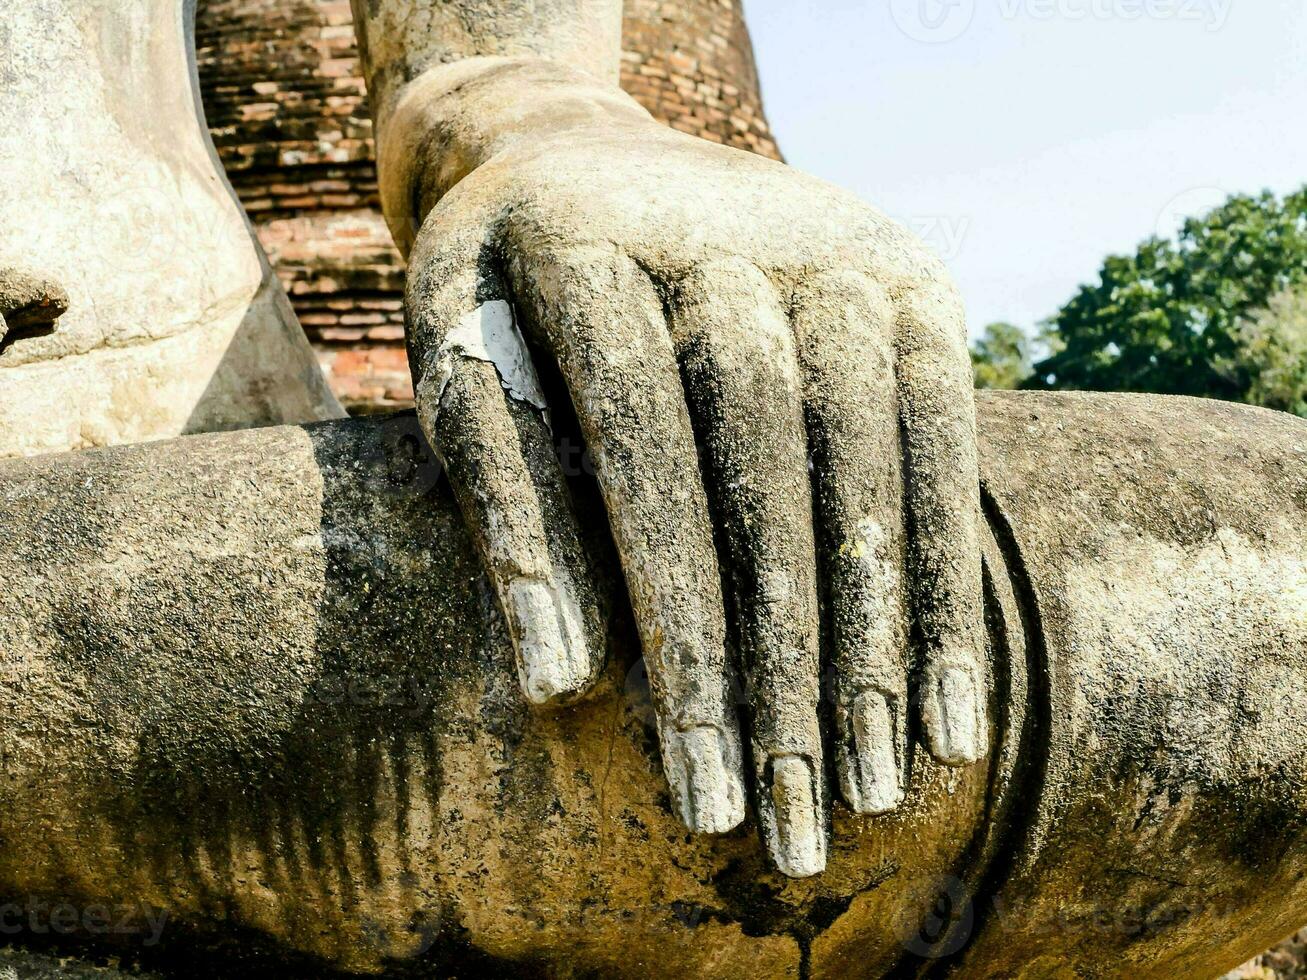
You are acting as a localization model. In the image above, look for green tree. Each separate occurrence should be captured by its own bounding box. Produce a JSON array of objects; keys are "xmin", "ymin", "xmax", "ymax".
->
[
  {"xmin": 971, "ymin": 321, "xmax": 1031, "ymax": 389},
  {"xmin": 1027, "ymin": 188, "xmax": 1307, "ymax": 401},
  {"xmin": 971, "ymin": 321, "xmax": 1062, "ymax": 389},
  {"xmin": 1225, "ymin": 286, "xmax": 1307, "ymax": 417}
]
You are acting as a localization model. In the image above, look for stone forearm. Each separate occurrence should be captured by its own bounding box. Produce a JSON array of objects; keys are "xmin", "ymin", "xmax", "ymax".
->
[
  {"xmin": 350, "ymin": 0, "xmax": 628, "ymax": 252},
  {"xmin": 373, "ymin": 57, "xmax": 654, "ymax": 256},
  {"xmin": 0, "ymin": 0, "xmax": 344, "ymax": 457},
  {"xmin": 350, "ymin": 0, "xmax": 623, "ymax": 113}
]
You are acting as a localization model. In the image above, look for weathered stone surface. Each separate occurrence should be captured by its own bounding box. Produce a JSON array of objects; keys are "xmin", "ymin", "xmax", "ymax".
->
[
  {"xmin": 0, "ymin": 391, "xmax": 1303, "ymax": 976},
  {"xmin": 5, "ymin": 4, "xmax": 1304, "ymax": 975}
]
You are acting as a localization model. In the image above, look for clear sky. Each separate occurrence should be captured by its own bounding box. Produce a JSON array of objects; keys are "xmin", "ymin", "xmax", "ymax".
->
[{"xmin": 745, "ymin": 0, "xmax": 1307, "ymax": 336}]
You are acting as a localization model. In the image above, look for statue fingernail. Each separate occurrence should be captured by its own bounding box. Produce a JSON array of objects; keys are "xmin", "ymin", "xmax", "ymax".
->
[
  {"xmin": 844, "ymin": 690, "xmax": 904, "ymax": 815},
  {"xmin": 928, "ymin": 665, "xmax": 984, "ymax": 765},
  {"xmin": 508, "ymin": 578, "xmax": 590, "ymax": 704},
  {"xmin": 667, "ymin": 725, "xmax": 746, "ymax": 834},
  {"xmin": 769, "ymin": 755, "xmax": 826, "ymax": 878}
]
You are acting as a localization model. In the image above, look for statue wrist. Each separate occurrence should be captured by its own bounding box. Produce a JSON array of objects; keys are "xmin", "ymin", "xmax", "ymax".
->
[{"xmin": 376, "ymin": 57, "xmax": 654, "ymax": 256}]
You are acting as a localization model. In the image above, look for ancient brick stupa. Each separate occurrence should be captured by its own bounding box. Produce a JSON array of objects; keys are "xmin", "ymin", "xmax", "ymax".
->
[{"xmin": 195, "ymin": 0, "xmax": 782, "ymax": 413}]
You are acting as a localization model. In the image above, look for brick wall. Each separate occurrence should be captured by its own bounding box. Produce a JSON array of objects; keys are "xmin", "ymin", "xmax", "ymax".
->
[
  {"xmin": 621, "ymin": 0, "xmax": 781, "ymax": 160},
  {"xmin": 195, "ymin": 0, "xmax": 780, "ymax": 413},
  {"xmin": 195, "ymin": 0, "xmax": 409, "ymax": 410}
]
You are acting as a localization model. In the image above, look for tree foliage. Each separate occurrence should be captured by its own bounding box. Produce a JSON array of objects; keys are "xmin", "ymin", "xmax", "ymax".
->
[
  {"xmin": 971, "ymin": 321, "xmax": 1061, "ymax": 390},
  {"xmin": 1227, "ymin": 286, "xmax": 1307, "ymax": 417},
  {"xmin": 970, "ymin": 321, "xmax": 1031, "ymax": 389},
  {"xmin": 1027, "ymin": 188, "xmax": 1307, "ymax": 404}
]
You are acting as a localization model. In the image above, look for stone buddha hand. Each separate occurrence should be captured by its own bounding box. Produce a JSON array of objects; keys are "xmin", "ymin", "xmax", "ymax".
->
[{"xmin": 352, "ymin": 0, "xmax": 988, "ymax": 878}]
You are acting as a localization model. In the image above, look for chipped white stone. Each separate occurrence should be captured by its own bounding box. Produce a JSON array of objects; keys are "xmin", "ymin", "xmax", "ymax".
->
[{"xmin": 433, "ymin": 300, "xmax": 548, "ymax": 413}]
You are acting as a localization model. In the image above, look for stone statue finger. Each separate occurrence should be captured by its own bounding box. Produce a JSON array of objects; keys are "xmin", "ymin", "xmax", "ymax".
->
[
  {"xmin": 792, "ymin": 270, "xmax": 913, "ymax": 815},
  {"xmin": 408, "ymin": 237, "xmax": 606, "ymax": 704},
  {"xmin": 502, "ymin": 243, "xmax": 751, "ymax": 838},
  {"xmin": 670, "ymin": 258, "xmax": 827, "ymax": 877},
  {"xmin": 894, "ymin": 279, "xmax": 988, "ymax": 765}
]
